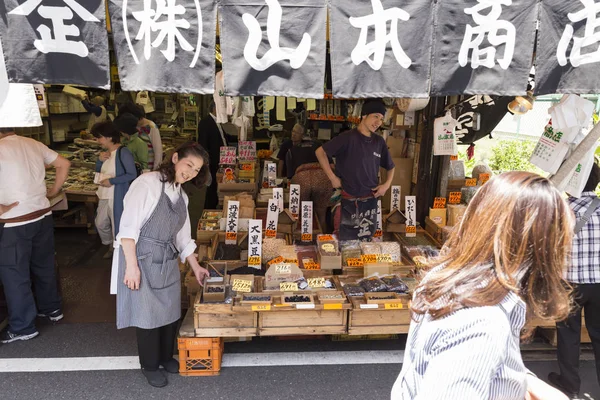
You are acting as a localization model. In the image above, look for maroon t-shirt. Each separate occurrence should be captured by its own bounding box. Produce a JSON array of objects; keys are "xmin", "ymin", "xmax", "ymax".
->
[{"xmin": 321, "ymin": 129, "xmax": 395, "ymax": 197}]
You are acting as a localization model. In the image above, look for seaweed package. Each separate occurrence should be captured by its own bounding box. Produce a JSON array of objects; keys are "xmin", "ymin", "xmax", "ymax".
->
[
  {"xmin": 380, "ymin": 275, "xmax": 409, "ymax": 294},
  {"xmin": 359, "ymin": 276, "xmax": 389, "ymax": 292},
  {"xmin": 342, "ymin": 283, "xmax": 365, "ymax": 297}
]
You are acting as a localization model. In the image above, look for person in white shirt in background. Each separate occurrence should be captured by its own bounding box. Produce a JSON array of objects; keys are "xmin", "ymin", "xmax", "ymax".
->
[
  {"xmin": 0, "ymin": 127, "xmax": 71, "ymax": 344},
  {"xmin": 392, "ymin": 172, "xmax": 571, "ymax": 400}
]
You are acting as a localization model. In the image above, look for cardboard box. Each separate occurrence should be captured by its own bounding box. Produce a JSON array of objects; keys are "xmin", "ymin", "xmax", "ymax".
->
[
  {"xmin": 447, "ymin": 204, "xmax": 467, "ymax": 226},
  {"xmin": 428, "ymin": 208, "xmax": 447, "ymax": 226},
  {"xmin": 317, "ymin": 252, "xmax": 342, "ymax": 271},
  {"xmin": 381, "ymin": 158, "xmax": 413, "ymax": 212},
  {"xmin": 386, "ymin": 136, "xmax": 406, "ymax": 158}
]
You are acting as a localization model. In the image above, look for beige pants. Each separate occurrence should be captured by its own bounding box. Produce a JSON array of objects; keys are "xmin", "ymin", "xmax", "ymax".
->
[{"xmin": 95, "ymin": 199, "xmax": 114, "ymax": 245}]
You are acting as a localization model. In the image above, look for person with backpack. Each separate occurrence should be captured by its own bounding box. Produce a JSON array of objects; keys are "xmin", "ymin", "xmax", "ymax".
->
[
  {"xmin": 92, "ymin": 121, "xmax": 137, "ymax": 258},
  {"xmin": 114, "ymin": 113, "xmax": 148, "ymax": 172}
]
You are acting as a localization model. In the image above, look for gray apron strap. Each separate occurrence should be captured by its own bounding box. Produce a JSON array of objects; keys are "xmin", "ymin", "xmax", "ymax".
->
[{"xmin": 574, "ymin": 197, "xmax": 600, "ymax": 235}]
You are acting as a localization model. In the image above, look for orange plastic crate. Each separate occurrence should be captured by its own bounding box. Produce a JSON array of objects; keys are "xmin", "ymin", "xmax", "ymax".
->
[{"xmin": 178, "ymin": 337, "xmax": 224, "ymax": 376}]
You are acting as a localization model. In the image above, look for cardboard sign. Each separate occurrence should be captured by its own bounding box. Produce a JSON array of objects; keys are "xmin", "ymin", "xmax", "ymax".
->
[
  {"xmin": 219, "ymin": 146, "xmax": 237, "ymax": 165},
  {"xmin": 275, "ymin": 264, "xmax": 292, "ymax": 274},
  {"xmin": 301, "ymin": 201, "xmax": 313, "ymax": 242},
  {"xmin": 289, "ymin": 184, "xmax": 301, "ymax": 218},
  {"xmin": 252, "ymin": 305, "xmax": 271, "ymax": 311},
  {"xmin": 273, "ymin": 188, "xmax": 284, "ymax": 213},
  {"xmin": 433, "ymin": 197, "xmax": 446, "ymax": 209},
  {"xmin": 225, "ymin": 200, "xmax": 240, "ymax": 244},
  {"xmin": 304, "ymin": 261, "xmax": 320, "ymax": 270},
  {"xmin": 374, "ymin": 200, "xmax": 383, "ymax": 241},
  {"xmin": 266, "ymin": 162, "xmax": 277, "ymax": 187},
  {"xmin": 361, "ymin": 254, "xmax": 378, "ymax": 264},
  {"xmin": 248, "ymin": 219, "xmax": 262, "ymax": 269},
  {"xmin": 318, "ymin": 235, "xmax": 334, "ymax": 242},
  {"xmin": 268, "ymin": 256, "xmax": 284, "ymax": 266},
  {"xmin": 479, "ymin": 173, "xmax": 491, "ymax": 184},
  {"xmin": 376, "ymin": 254, "xmax": 393, "ymax": 263},
  {"xmin": 265, "ymin": 199, "xmax": 279, "ymax": 238},
  {"xmin": 346, "ymin": 258, "xmax": 364, "ymax": 267},
  {"xmin": 280, "ymin": 282, "xmax": 299, "ymax": 291},
  {"xmin": 232, "ymin": 279, "xmax": 252, "ymax": 293},
  {"xmin": 405, "ymin": 196, "xmax": 417, "ymax": 238},
  {"xmin": 265, "ymin": 263, "xmax": 303, "ymax": 290},
  {"xmin": 385, "ymin": 303, "xmax": 403, "ymax": 310},
  {"xmin": 465, "ymin": 178, "xmax": 477, "ymax": 187},
  {"xmin": 449, "ymin": 191, "xmax": 462, "ymax": 205},
  {"xmin": 390, "ymin": 185, "xmax": 401, "ymax": 211},
  {"xmin": 238, "ymin": 141, "xmax": 257, "ymax": 161},
  {"xmin": 307, "ymin": 277, "xmax": 326, "ymax": 288}
]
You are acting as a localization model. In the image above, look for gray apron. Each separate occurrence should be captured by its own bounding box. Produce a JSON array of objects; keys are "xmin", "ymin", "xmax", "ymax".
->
[{"xmin": 116, "ymin": 182, "xmax": 186, "ymax": 329}]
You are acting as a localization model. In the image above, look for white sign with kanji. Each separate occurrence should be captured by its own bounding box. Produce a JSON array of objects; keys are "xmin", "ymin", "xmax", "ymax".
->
[
  {"xmin": 225, "ymin": 200, "xmax": 240, "ymax": 244},
  {"xmin": 219, "ymin": 146, "xmax": 237, "ymax": 165},
  {"xmin": 273, "ymin": 187, "xmax": 284, "ymax": 213},
  {"xmin": 390, "ymin": 185, "xmax": 401, "ymax": 211},
  {"xmin": 289, "ymin": 184, "xmax": 300, "ymax": 218},
  {"xmin": 405, "ymin": 196, "xmax": 416, "ymax": 238},
  {"xmin": 238, "ymin": 140, "xmax": 257, "ymax": 161},
  {"xmin": 265, "ymin": 199, "xmax": 279, "ymax": 238},
  {"xmin": 247, "ymin": 219, "xmax": 262, "ymax": 269},
  {"xmin": 301, "ymin": 201, "xmax": 313, "ymax": 242}
]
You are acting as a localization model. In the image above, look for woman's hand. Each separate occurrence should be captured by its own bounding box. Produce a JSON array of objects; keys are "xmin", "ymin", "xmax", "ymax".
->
[
  {"xmin": 124, "ymin": 264, "xmax": 141, "ymax": 290},
  {"xmin": 192, "ymin": 265, "xmax": 209, "ymax": 286},
  {"xmin": 99, "ymin": 179, "xmax": 112, "ymax": 188}
]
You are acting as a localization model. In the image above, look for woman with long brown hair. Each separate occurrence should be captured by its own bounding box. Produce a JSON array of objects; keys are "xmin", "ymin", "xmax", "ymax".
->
[{"xmin": 392, "ymin": 172, "xmax": 572, "ymax": 399}]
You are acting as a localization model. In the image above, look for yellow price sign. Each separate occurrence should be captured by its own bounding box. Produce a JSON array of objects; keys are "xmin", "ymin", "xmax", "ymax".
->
[
  {"xmin": 432, "ymin": 197, "xmax": 446, "ymax": 209},
  {"xmin": 346, "ymin": 258, "xmax": 364, "ymax": 267},
  {"xmin": 301, "ymin": 233, "xmax": 312, "ymax": 242},
  {"xmin": 449, "ymin": 191, "xmax": 462, "ymax": 204},
  {"xmin": 280, "ymin": 282, "xmax": 299, "ymax": 291},
  {"xmin": 361, "ymin": 254, "xmax": 377, "ymax": 264},
  {"xmin": 232, "ymin": 279, "xmax": 252, "ymax": 293},
  {"xmin": 307, "ymin": 277, "xmax": 326, "ymax": 288},
  {"xmin": 251, "ymin": 305, "xmax": 271, "ymax": 311},
  {"xmin": 376, "ymin": 254, "xmax": 393, "ymax": 263},
  {"xmin": 465, "ymin": 178, "xmax": 477, "ymax": 187},
  {"xmin": 283, "ymin": 258, "xmax": 298, "ymax": 264},
  {"xmin": 480, "ymin": 173, "xmax": 491, "ymax": 184},
  {"xmin": 267, "ymin": 256, "xmax": 284, "ymax": 265},
  {"xmin": 225, "ymin": 232, "xmax": 237, "ymax": 241},
  {"xmin": 413, "ymin": 256, "xmax": 428, "ymax": 268},
  {"xmin": 405, "ymin": 225, "xmax": 417, "ymax": 234},
  {"xmin": 323, "ymin": 303, "xmax": 343, "ymax": 310},
  {"xmin": 248, "ymin": 256, "xmax": 261, "ymax": 266},
  {"xmin": 318, "ymin": 235, "xmax": 334, "ymax": 242},
  {"xmin": 265, "ymin": 229, "xmax": 277, "ymax": 238},
  {"xmin": 304, "ymin": 262, "xmax": 320, "ymax": 270},
  {"xmin": 385, "ymin": 303, "xmax": 404, "ymax": 310}
]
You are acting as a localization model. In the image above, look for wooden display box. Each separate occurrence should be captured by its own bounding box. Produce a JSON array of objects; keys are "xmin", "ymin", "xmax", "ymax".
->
[
  {"xmin": 385, "ymin": 209, "xmax": 406, "ymax": 233},
  {"xmin": 365, "ymin": 292, "xmax": 403, "ymax": 305},
  {"xmin": 196, "ymin": 209, "xmax": 224, "ymax": 243},
  {"xmin": 280, "ymin": 293, "xmax": 315, "ymax": 306},
  {"xmin": 208, "ymin": 232, "xmax": 248, "ymax": 261},
  {"xmin": 424, "ymin": 216, "xmax": 444, "ymax": 244},
  {"xmin": 194, "ymin": 293, "xmax": 258, "ymax": 337},
  {"xmin": 347, "ymin": 295, "xmax": 411, "ymax": 335},
  {"xmin": 178, "ymin": 309, "xmax": 224, "ymax": 376},
  {"xmin": 317, "ymin": 251, "xmax": 342, "ymax": 271},
  {"xmin": 203, "ymin": 283, "xmax": 226, "ymax": 303}
]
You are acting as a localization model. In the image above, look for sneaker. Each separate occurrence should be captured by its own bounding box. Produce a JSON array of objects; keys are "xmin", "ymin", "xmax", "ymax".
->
[
  {"xmin": 37, "ymin": 309, "xmax": 64, "ymax": 322},
  {"xmin": 548, "ymin": 372, "xmax": 580, "ymax": 399},
  {"xmin": 141, "ymin": 369, "xmax": 168, "ymax": 388},
  {"xmin": 0, "ymin": 330, "xmax": 39, "ymax": 344}
]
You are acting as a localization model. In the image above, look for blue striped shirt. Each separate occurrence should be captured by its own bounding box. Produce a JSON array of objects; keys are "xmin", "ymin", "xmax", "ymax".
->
[{"xmin": 392, "ymin": 280, "xmax": 527, "ymax": 399}]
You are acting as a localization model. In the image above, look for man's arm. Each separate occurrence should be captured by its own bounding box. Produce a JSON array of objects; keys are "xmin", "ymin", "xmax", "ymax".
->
[
  {"xmin": 81, "ymin": 100, "xmax": 102, "ymax": 117},
  {"xmin": 372, "ymin": 167, "xmax": 395, "ymax": 198},
  {"xmin": 48, "ymin": 155, "xmax": 71, "ymax": 197},
  {"xmin": 315, "ymin": 147, "xmax": 341, "ymax": 189}
]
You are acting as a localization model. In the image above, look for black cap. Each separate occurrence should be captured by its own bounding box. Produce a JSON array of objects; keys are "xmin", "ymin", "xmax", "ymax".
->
[
  {"xmin": 114, "ymin": 113, "xmax": 139, "ymax": 135},
  {"xmin": 361, "ymin": 100, "xmax": 386, "ymax": 117}
]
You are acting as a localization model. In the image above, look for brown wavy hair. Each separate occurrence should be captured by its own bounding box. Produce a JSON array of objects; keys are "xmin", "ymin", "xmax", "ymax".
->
[
  {"xmin": 412, "ymin": 171, "xmax": 574, "ymax": 326},
  {"xmin": 158, "ymin": 141, "xmax": 212, "ymax": 188}
]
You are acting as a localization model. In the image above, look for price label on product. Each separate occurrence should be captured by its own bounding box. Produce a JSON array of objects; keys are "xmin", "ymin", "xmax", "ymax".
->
[
  {"xmin": 373, "ymin": 230, "xmax": 383, "ymax": 238},
  {"xmin": 480, "ymin": 173, "xmax": 491, "ymax": 184},
  {"xmin": 301, "ymin": 233, "xmax": 312, "ymax": 242},
  {"xmin": 346, "ymin": 258, "xmax": 364, "ymax": 267},
  {"xmin": 307, "ymin": 277, "xmax": 326, "ymax": 288},
  {"xmin": 318, "ymin": 235, "xmax": 334, "ymax": 242},
  {"xmin": 413, "ymin": 256, "xmax": 427, "ymax": 268},
  {"xmin": 449, "ymin": 192, "xmax": 462, "ymax": 204},
  {"xmin": 405, "ymin": 226, "xmax": 417, "ymax": 234},
  {"xmin": 225, "ymin": 232, "xmax": 237, "ymax": 241},
  {"xmin": 268, "ymin": 256, "xmax": 284, "ymax": 265},
  {"xmin": 361, "ymin": 254, "xmax": 378, "ymax": 264},
  {"xmin": 280, "ymin": 282, "xmax": 299, "ymax": 291},
  {"xmin": 251, "ymin": 304, "xmax": 271, "ymax": 311},
  {"xmin": 283, "ymin": 258, "xmax": 298, "ymax": 265},
  {"xmin": 265, "ymin": 229, "xmax": 277, "ymax": 238},
  {"xmin": 376, "ymin": 254, "xmax": 393, "ymax": 263},
  {"xmin": 433, "ymin": 197, "xmax": 446, "ymax": 209},
  {"xmin": 324, "ymin": 303, "xmax": 343, "ymax": 310},
  {"xmin": 248, "ymin": 256, "xmax": 261, "ymax": 266},
  {"xmin": 465, "ymin": 178, "xmax": 477, "ymax": 187},
  {"xmin": 385, "ymin": 303, "xmax": 404, "ymax": 310},
  {"xmin": 240, "ymin": 163, "xmax": 253, "ymax": 171},
  {"xmin": 232, "ymin": 279, "xmax": 252, "ymax": 293},
  {"xmin": 450, "ymin": 155, "xmax": 458, "ymax": 161},
  {"xmin": 275, "ymin": 264, "xmax": 291, "ymax": 274},
  {"xmin": 304, "ymin": 262, "xmax": 320, "ymax": 270}
]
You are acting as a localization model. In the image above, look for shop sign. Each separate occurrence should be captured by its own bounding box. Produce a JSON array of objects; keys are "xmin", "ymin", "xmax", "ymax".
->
[
  {"xmin": 265, "ymin": 199, "xmax": 279, "ymax": 238},
  {"xmin": 405, "ymin": 196, "xmax": 416, "ymax": 238},
  {"xmin": 390, "ymin": 185, "xmax": 401, "ymax": 211},
  {"xmin": 219, "ymin": 0, "xmax": 327, "ymax": 98},
  {"xmin": 434, "ymin": 112, "xmax": 458, "ymax": 156},
  {"xmin": 289, "ymin": 184, "xmax": 300, "ymax": 218},
  {"xmin": 273, "ymin": 188, "xmax": 284, "ymax": 213},
  {"xmin": 108, "ymin": 0, "xmax": 217, "ymax": 93},
  {"xmin": 225, "ymin": 200, "xmax": 239, "ymax": 244},
  {"xmin": 301, "ymin": 201, "xmax": 313, "ymax": 242},
  {"xmin": 0, "ymin": 0, "xmax": 110, "ymax": 88},
  {"xmin": 248, "ymin": 219, "xmax": 262, "ymax": 269}
]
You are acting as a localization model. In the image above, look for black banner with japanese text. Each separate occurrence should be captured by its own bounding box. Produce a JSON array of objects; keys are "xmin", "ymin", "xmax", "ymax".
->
[
  {"xmin": 219, "ymin": 0, "xmax": 327, "ymax": 98},
  {"xmin": 329, "ymin": 0, "xmax": 433, "ymax": 99},
  {"xmin": 0, "ymin": 0, "xmax": 110, "ymax": 89},
  {"xmin": 430, "ymin": 0, "xmax": 538, "ymax": 96},
  {"xmin": 108, "ymin": 0, "xmax": 217, "ymax": 93}
]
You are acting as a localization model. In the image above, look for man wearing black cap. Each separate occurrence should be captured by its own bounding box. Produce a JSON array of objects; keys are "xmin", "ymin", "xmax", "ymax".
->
[
  {"xmin": 315, "ymin": 100, "xmax": 395, "ymax": 240},
  {"xmin": 113, "ymin": 113, "xmax": 148, "ymax": 171}
]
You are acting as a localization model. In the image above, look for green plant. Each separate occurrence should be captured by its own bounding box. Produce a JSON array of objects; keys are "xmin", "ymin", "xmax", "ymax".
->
[
  {"xmin": 488, "ymin": 139, "xmax": 545, "ymax": 175},
  {"xmin": 457, "ymin": 149, "xmax": 477, "ymax": 172}
]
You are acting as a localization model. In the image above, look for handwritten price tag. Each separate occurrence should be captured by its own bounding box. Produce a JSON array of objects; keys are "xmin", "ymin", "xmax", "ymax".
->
[
  {"xmin": 280, "ymin": 282, "xmax": 299, "ymax": 291},
  {"xmin": 413, "ymin": 256, "xmax": 427, "ymax": 267},
  {"xmin": 374, "ymin": 229, "xmax": 383, "ymax": 238},
  {"xmin": 251, "ymin": 305, "xmax": 271, "ymax": 311},
  {"xmin": 385, "ymin": 303, "xmax": 403, "ymax": 310},
  {"xmin": 283, "ymin": 258, "xmax": 298, "ymax": 264},
  {"xmin": 480, "ymin": 173, "xmax": 491, "ymax": 184},
  {"xmin": 376, "ymin": 254, "xmax": 392, "ymax": 263},
  {"xmin": 301, "ymin": 233, "xmax": 312, "ymax": 242},
  {"xmin": 318, "ymin": 235, "xmax": 334, "ymax": 242},
  {"xmin": 232, "ymin": 279, "xmax": 252, "ymax": 293},
  {"xmin": 465, "ymin": 178, "xmax": 477, "ymax": 187},
  {"xmin": 268, "ymin": 256, "xmax": 284, "ymax": 265},
  {"xmin": 304, "ymin": 262, "xmax": 320, "ymax": 270},
  {"xmin": 406, "ymin": 226, "xmax": 417, "ymax": 234},
  {"xmin": 449, "ymin": 192, "xmax": 462, "ymax": 204},
  {"xmin": 346, "ymin": 258, "xmax": 364, "ymax": 267},
  {"xmin": 307, "ymin": 277, "xmax": 325, "ymax": 288},
  {"xmin": 450, "ymin": 155, "xmax": 459, "ymax": 161},
  {"xmin": 361, "ymin": 254, "xmax": 377, "ymax": 264},
  {"xmin": 265, "ymin": 229, "xmax": 276, "ymax": 238},
  {"xmin": 240, "ymin": 163, "xmax": 253, "ymax": 171},
  {"xmin": 248, "ymin": 256, "xmax": 261, "ymax": 266},
  {"xmin": 433, "ymin": 197, "xmax": 446, "ymax": 209},
  {"xmin": 275, "ymin": 264, "xmax": 291, "ymax": 274},
  {"xmin": 226, "ymin": 232, "xmax": 237, "ymax": 241}
]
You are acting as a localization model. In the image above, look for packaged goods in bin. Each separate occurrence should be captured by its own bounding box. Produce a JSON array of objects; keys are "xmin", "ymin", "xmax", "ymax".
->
[
  {"xmin": 263, "ymin": 238, "xmax": 287, "ymax": 262},
  {"xmin": 360, "ymin": 242, "xmax": 382, "ymax": 255},
  {"xmin": 296, "ymin": 245, "xmax": 319, "ymax": 269},
  {"xmin": 341, "ymin": 241, "xmax": 362, "ymax": 266},
  {"xmin": 318, "ymin": 235, "xmax": 339, "ymax": 255},
  {"xmin": 214, "ymin": 243, "xmax": 242, "ymax": 261},
  {"xmin": 380, "ymin": 275, "xmax": 409, "ymax": 294},
  {"xmin": 461, "ymin": 186, "xmax": 479, "ymax": 205},
  {"xmin": 404, "ymin": 246, "xmax": 440, "ymax": 266},
  {"xmin": 359, "ymin": 276, "xmax": 389, "ymax": 292},
  {"xmin": 379, "ymin": 242, "xmax": 401, "ymax": 262},
  {"xmin": 342, "ymin": 283, "xmax": 365, "ymax": 297},
  {"xmin": 202, "ymin": 210, "xmax": 223, "ymax": 220}
]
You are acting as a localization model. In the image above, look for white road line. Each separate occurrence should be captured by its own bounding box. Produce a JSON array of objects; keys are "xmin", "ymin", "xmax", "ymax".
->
[{"xmin": 0, "ymin": 350, "xmax": 404, "ymax": 373}]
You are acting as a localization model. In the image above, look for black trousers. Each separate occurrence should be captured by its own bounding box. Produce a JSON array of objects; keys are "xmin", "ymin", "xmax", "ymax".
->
[
  {"xmin": 556, "ymin": 283, "xmax": 600, "ymax": 393},
  {"xmin": 0, "ymin": 216, "xmax": 61, "ymax": 335},
  {"xmin": 136, "ymin": 320, "xmax": 179, "ymax": 371}
]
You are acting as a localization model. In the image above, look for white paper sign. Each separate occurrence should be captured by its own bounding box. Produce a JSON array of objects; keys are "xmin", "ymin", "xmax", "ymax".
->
[
  {"xmin": 374, "ymin": 200, "xmax": 383, "ymax": 242},
  {"xmin": 267, "ymin": 162, "xmax": 277, "ymax": 187},
  {"xmin": 33, "ymin": 85, "xmax": 47, "ymax": 110},
  {"xmin": 564, "ymin": 148, "xmax": 596, "ymax": 198},
  {"xmin": 238, "ymin": 140, "xmax": 257, "ymax": 161},
  {"xmin": 405, "ymin": 196, "xmax": 417, "ymax": 238},
  {"xmin": 248, "ymin": 219, "xmax": 262, "ymax": 269},
  {"xmin": 301, "ymin": 201, "xmax": 313, "ymax": 242},
  {"xmin": 434, "ymin": 113, "xmax": 458, "ymax": 156},
  {"xmin": 530, "ymin": 122, "xmax": 570, "ymax": 175},
  {"xmin": 266, "ymin": 199, "xmax": 279, "ymax": 238},
  {"xmin": 273, "ymin": 188, "xmax": 284, "ymax": 213},
  {"xmin": 390, "ymin": 185, "xmax": 401, "ymax": 211},
  {"xmin": 225, "ymin": 200, "xmax": 240, "ymax": 244},
  {"xmin": 219, "ymin": 146, "xmax": 237, "ymax": 165},
  {"xmin": 289, "ymin": 184, "xmax": 301, "ymax": 218}
]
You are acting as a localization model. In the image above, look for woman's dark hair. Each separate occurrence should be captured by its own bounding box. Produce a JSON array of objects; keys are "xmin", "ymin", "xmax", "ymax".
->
[
  {"xmin": 118, "ymin": 102, "xmax": 145, "ymax": 119},
  {"xmin": 159, "ymin": 141, "xmax": 212, "ymax": 188},
  {"xmin": 91, "ymin": 121, "xmax": 121, "ymax": 144}
]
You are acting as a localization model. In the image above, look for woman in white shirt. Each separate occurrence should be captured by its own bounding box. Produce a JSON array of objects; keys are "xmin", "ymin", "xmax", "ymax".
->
[
  {"xmin": 114, "ymin": 142, "xmax": 211, "ymax": 388},
  {"xmin": 392, "ymin": 172, "xmax": 572, "ymax": 400}
]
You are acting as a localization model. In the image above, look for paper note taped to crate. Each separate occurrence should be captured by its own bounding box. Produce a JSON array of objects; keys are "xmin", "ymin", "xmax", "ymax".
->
[{"xmin": 265, "ymin": 263, "xmax": 303, "ymax": 290}]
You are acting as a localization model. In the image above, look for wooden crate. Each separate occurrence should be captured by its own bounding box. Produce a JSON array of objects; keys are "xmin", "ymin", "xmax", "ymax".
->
[
  {"xmin": 346, "ymin": 293, "xmax": 411, "ymax": 335},
  {"xmin": 194, "ymin": 293, "xmax": 258, "ymax": 337}
]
